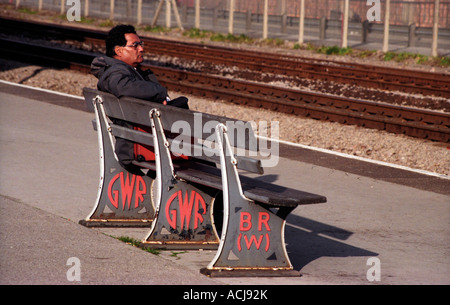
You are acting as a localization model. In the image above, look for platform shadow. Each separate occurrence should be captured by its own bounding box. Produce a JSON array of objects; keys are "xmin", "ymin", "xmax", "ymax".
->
[
  {"xmin": 285, "ymin": 214, "xmax": 378, "ymax": 270},
  {"xmin": 245, "ymin": 174, "xmax": 377, "ymax": 269},
  {"xmin": 249, "ymin": 174, "xmax": 279, "ymax": 184}
]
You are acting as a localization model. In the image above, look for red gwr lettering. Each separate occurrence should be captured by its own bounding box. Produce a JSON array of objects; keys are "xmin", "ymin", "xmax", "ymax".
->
[
  {"xmin": 108, "ymin": 173, "xmax": 120, "ymax": 209},
  {"xmin": 166, "ymin": 192, "xmax": 178, "ymax": 229},
  {"xmin": 194, "ymin": 193, "xmax": 206, "ymax": 229},
  {"xmin": 165, "ymin": 190, "xmax": 206, "ymax": 230},
  {"xmin": 121, "ymin": 173, "xmax": 136, "ymax": 210},
  {"xmin": 179, "ymin": 190, "xmax": 195, "ymax": 230},
  {"xmin": 239, "ymin": 212, "xmax": 252, "ymax": 231},
  {"xmin": 134, "ymin": 176, "xmax": 146, "ymax": 208},
  {"xmin": 107, "ymin": 172, "xmax": 147, "ymax": 210}
]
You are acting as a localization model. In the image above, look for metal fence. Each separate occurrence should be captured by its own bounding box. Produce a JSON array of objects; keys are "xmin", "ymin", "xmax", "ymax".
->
[
  {"xmin": 4, "ymin": 0, "xmax": 449, "ymax": 56},
  {"xmin": 194, "ymin": 0, "xmax": 449, "ymax": 27}
]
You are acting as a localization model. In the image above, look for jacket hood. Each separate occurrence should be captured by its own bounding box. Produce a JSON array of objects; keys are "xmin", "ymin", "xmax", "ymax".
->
[{"xmin": 90, "ymin": 56, "xmax": 125, "ymax": 79}]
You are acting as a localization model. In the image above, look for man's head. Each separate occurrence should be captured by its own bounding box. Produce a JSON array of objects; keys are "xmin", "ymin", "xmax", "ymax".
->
[{"xmin": 106, "ymin": 24, "xmax": 144, "ymax": 67}]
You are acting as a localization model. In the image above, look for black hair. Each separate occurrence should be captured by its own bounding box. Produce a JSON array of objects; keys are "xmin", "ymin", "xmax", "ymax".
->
[{"xmin": 105, "ymin": 24, "xmax": 137, "ymax": 57}]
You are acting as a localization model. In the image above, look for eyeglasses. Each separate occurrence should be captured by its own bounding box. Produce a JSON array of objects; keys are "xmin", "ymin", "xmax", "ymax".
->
[{"xmin": 124, "ymin": 41, "xmax": 144, "ymax": 49}]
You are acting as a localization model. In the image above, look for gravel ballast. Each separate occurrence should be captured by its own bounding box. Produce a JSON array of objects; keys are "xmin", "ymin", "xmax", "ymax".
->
[{"xmin": 1, "ymin": 59, "xmax": 448, "ymax": 176}]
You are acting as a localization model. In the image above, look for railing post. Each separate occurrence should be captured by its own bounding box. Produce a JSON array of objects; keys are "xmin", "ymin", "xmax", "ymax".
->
[
  {"xmin": 195, "ymin": 0, "xmax": 200, "ymax": 29},
  {"xmin": 342, "ymin": 0, "xmax": 349, "ymax": 48},
  {"xmin": 151, "ymin": 0, "xmax": 164, "ymax": 27},
  {"xmin": 382, "ymin": 0, "xmax": 391, "ymax": 53},
  {"xmin": 431, "ymin": 0, "xmax": 440, "ymax": 57},
  {"xmin": 262, "ymin": 0, "xmax": 268, "ymax": 39},
  {"xmin": 171, "ymin": 0, "xmax": 184, "ymax": 30},
  {"xmin": 362, "ymin": 20, "xmax": 369, "ymax": 43},
  {"xmin": 126, "ymin": 0, "xmax": 132, "ymax": 19},
  {"xmin": 280, "ymin": 0, "xmax": 287, "ymax": 34},
  {"xmin": 137, "ymin": 0, "xmax": 142, "ymax": 25},
  {"xmin": 85, "ymin": 0, "xmax": 89, "ymax": 17},
  {"xmin": 212, "ymin": 8, "xmax": 218, "ymax": 28},
  {"xmin": 298, "ymin": 0, "xmax": 305, "ymax": 44},
  {"xmin": 229, "ymin": 0, "xmax": 235, "ymax": 34},
  {"xmin": 246, "ymin": 10, "xmax": 252, "ymax": 31},
  {"xmin": 166, "ymin": 0, "xmax": 171, "ymax": 28},
  {"xmin": 319, "ymin": 16, "xmax": 327, "ymax": 40},
  {"xmin": 408, "ymin": 23, "xmax": 416, "ymax": 47},
  {"xmin": 109, "ymin": 0, "xmax": 114, "ymax": 21}
]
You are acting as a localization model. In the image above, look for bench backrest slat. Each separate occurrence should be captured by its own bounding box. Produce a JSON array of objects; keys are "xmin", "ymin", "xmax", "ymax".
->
[
  {"xmin": 111, "ymin": 125, "xmax": 154, "ymax": 147},
  {"xmin": 108, "ymin": 125, "xmax": 264, "ymax": 174},
  {"xmin": 121, "ymin": 96, "xmax": 259, "ymax": 153},
  {"xmin": 84, "ymin": 88, "xmax": 263, "ymax": 174},
  {"xmin": 84, "ymin": 88, "xmax": 258, "ymax": 152}
]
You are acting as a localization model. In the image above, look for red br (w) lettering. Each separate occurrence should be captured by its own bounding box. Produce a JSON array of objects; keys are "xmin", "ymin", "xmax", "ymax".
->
[
  {"xmin": 165, "ymin": 190, "xmax": 206, "ymax": 230},
  {"xmin": 107, "ymin": 172, "xmax": 146, "ymax": 210},
  {"xmin": 237, "ymin": 233, "xmax": 270, "ymax": 252},
  {"xmin": 258, "ymin": 212, "xmax": 271, "ymax": 231},
  {"xmin": 237, "ymin": 211, "xmax": 272, "ymax": 252},
  {"xmin": 239, "ymin": 211, "xmax": 271, "ymax": 232},
  {"xmin": 239, "ymin": 212, "xmax": 252, "ymax": 231}
]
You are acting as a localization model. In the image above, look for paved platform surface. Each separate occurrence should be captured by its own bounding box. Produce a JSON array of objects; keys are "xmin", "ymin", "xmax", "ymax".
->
[{"xmin": 0, "ymin": 82, "xmax": 449, "ymax": 285}]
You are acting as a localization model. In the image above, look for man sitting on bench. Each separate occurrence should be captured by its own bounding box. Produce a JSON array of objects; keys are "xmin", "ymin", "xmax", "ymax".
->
[
  {"xmin": 90, "ymin": 24, "xmax": 188, "ymax": 170},
  {"xmin": 91, "ymin": 24, "xmax": 169, "ymax": 104}
]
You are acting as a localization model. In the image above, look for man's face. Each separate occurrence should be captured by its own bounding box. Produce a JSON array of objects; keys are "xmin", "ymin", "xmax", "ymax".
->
[{"xmin": 114, "ymin": 33, "xmax": 144, "ymax": 67}]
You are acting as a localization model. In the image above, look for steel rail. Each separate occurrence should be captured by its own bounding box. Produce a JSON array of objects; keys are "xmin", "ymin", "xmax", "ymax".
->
[
  {"xmin": 1, "ymin": 16, "xmax": 449, "ymax": 98},
  {"xmin": 1, "ymin": 38, "xmax": 448, "ymax": 142},
  {"xmin": 140, "ymin": 39, "xmax": 450, "ymax": 98}
]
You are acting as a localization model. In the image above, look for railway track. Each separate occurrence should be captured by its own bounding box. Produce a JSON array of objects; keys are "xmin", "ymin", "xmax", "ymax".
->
[
  {"xmin": 2, "ymin": 16, "xmax": 450, "ymax": 98},
  {"xmin": 142, "ymin": 39, "xmax": 450, "ymax": 99},
  {"xmin": 1, "ymin": 37, "xmax": 449, "ymax": 143}
]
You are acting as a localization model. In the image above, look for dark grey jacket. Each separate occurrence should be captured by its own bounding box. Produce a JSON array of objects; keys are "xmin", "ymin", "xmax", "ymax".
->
[
  {"xmin": 91, "ymin": 56, "xmax": 167, "ymax": 102},
  {"xmin": 91, "ymin": 56, "xmax": 169, "ymax": 171}
]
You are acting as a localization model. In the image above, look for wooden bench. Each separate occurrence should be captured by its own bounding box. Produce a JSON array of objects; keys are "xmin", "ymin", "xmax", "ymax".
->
[{"xmin": 80, "ymin": 88, "xmax": 327, "ymax": 277}]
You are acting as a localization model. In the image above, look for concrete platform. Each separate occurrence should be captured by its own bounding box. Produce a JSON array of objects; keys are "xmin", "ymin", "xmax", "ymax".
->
[{"xmin": 0, "ymin": 81, "xmax": 448, "ymax": 285}]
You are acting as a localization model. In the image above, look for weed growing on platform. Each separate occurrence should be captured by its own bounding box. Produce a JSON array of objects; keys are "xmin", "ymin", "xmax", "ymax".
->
[
  {"xmin": 435, "ymin": 56, "xmax": 450, "ymax": 67},
  {"xmin": 143, "ymin": 25, "xmax": 171, "ymax": 33},
  {"xmin": 383, "ymin": 51, "xmax": 426, "ymax": 63},
  {"xmin": 170, "ymin": 251, "xmax": 187, "ymax": 260},
  {"xmin": 293, "ymin": 43, "xmax": 353, "ymax": 56},
  {"xmin": 183, "ymin": 28, "xmax": 212, "ymax": 39},
  {"xmin": 116, "ymin": 236, "xmax": 161, "ymax": 255},
  {"xmin": 317, "ymin": 45, "xmax": 353, "ymax": 55},
  {"xmin": 382, "ymin": 51, "xmax": 450, "ymax": 67},
  {"xmin": 182, "ymin": 28, "xmax": 253, "ymax": 44},
  {"xmin": 117, "ymin": 236, "xmax": 141, "ymax": 247},
  {"xmin": 98, "ymin": 19, "xmax": 115, "ymax": 28},
  {"xmin": 17, "ymin": 8, "xmax": 38, "ymax": 15},
  {"xmin": 210, "ymin": 33, "xmax": 254, "ymax": 44}
]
